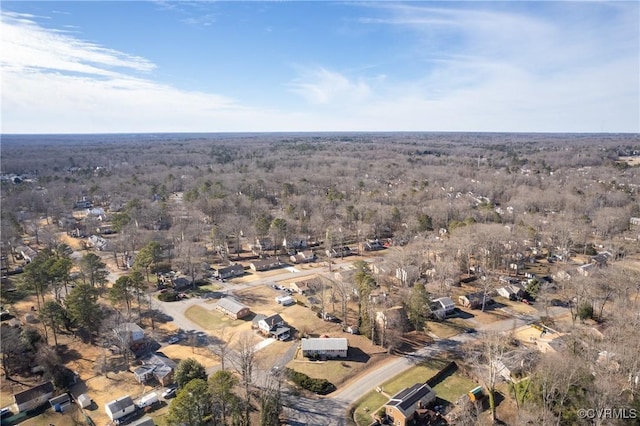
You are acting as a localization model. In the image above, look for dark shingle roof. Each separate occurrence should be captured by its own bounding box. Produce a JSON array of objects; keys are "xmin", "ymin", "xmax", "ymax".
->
[
  {"xmin": 14, "ymin": 382, "xmax": 54, "ymax": 405},
  {"xmin": 386, "ymin": 383, "xmax": 435, "ymax": 416}
]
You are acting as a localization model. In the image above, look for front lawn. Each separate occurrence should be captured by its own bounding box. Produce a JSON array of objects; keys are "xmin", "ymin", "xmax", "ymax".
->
[
  {"xmin": 352, "ymin": 358, "xmax": 478, "ymax": 426},
  {"xmin": 184, "ymin": 305, "xmax": 247, "ymax": 330}
]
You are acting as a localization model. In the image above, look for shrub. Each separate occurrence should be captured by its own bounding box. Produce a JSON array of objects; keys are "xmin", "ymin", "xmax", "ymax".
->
[
  {"xmin": 285, "ymin": 368, "xmax": 335, "ymax": 395},
  {"xmin": 158, "ymin": 291, "xmax": 179, "ymax": 302},
  {"xmin": 577, "ymin": 302, "xmax": 593, "ymax": 321}
]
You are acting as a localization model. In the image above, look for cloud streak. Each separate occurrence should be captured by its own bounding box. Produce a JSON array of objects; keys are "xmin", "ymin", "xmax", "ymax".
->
[{"xmin": 0, "ymin": 3, "xmax": 637, "ymax": 134}]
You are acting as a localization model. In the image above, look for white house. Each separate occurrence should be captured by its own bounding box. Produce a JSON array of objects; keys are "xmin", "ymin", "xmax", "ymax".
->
[
  {"xmin": 258, "ymin": 313, "xmax": 290, "ymax": 340},
  {"xmin": 13, "ymin": 381, "xmax": 54, "ymax": 413},
  {"xmin": 431, "ymin": 297, "xmax": 456, "ymax": 318},
  {"xmin": 114, "ymin": 323, "xmax": 145, "ymax": 345},
  {"xmin": 301, "ymin": 338, "xmax": 348, "ymax": 358},
  {"xmin": 105, "ymin": 395, "xmax": 136, "ymax": 422}
]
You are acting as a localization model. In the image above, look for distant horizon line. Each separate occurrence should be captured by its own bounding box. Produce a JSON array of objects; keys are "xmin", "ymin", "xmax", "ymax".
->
[{"xmin": 2, "ymin": 130, "xmax": 638, "ymax": 137}]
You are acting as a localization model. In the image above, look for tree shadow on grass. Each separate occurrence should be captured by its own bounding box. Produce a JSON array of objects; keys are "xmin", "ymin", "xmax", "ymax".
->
[{"xmin": 142, "ymin": 308, "xmax": 173, "ymax": 324}]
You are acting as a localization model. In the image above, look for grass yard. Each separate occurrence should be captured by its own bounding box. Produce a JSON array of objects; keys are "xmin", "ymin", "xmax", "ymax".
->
[
  {"xmin": 184, "ymin": 305, "xmax": 248, "ymax": 330},
  {"xmin": 286, "ymin": 333, "xmax": 389, "ymax": 389},
  {"xmin": 428, "ymin": 321, "xmax": 462, "ymax": 338},
  {"xmin": 353, "ymin": 391, "xmax": 388, "ymax": 426},
  {"xmin": 432, "ymin": 373, "xmax": 478, "ymax": 403}
]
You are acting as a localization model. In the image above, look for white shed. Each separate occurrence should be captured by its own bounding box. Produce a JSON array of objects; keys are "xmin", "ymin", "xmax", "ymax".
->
[{"xmin": 76, "ymin": 393, "xmax": 92, "ymax": 408}]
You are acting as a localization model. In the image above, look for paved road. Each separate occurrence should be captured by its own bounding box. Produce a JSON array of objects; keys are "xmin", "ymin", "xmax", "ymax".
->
[{"xmin": 151, "ymin": 262, "xmax": 571, "ymax": 426}]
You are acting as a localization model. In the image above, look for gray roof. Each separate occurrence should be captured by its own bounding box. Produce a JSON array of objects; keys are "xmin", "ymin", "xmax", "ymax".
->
[
  {"xmin": 129, "ymin": 417, "xmax": 155, "ymax": 426},
  {"xmin": 106, "ymin": 395, "xmax": 134, "ymax": 413},
  {"xmin": 261, "ymin": 314, "xmax": 285, "ymax": 329},
  {"xmin": 216, "ymin": 298, "xmax": 249, "ymax": 314},
  {"xmin": 301, "ymin": 338, "xmax": 348, "ymax": 352},
  {"xmin": 115, "ymin": 323, "xmax": 144, "ymax": 334},
  {"xmin": 218, "ymin": 264, "xmax": 244, "ymax": 273},
  {"xmin": 433, "ymin": 297, "xmax": 455, "ymax": 307}
]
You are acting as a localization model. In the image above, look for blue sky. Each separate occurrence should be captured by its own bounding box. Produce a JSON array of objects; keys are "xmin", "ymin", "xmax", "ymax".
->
[{"xmin": 1, "ymin": 1, "xmax": 638, "ymax": 133}]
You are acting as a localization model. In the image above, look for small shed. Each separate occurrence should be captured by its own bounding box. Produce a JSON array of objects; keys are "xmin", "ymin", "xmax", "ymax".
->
[
  {"xmin": 49, "ymin": 393, "xmax": 71, "ymax": 412},
  {"xmin": 468, "ymin": 386, "xmax": 483, "ymax": 402},
  {"xmin": 76, "ymin": 393, "xmax": 92, "ymax": 408},
  {"xmin": 275, "ymin": 295, "xmax": 295, "ymax": 306}
]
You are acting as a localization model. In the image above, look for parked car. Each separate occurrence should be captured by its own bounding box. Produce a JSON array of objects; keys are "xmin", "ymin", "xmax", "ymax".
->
[
  {"xmin": 167, "ymin": 336, "xmax": 181, "ymax": 344},
  {"xmin": 161, "ymin": 386, "xmax": 177, "ymax": 399}
]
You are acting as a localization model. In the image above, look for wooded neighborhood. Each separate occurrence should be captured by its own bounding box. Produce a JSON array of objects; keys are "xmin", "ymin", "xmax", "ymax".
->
[{"xmin": 1, "ymin": 132, "xmax": 639, "ymax": 426}]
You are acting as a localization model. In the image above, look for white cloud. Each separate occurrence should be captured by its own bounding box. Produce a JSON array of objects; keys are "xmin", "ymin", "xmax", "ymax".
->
[
  {"xmin": 1, "ymin": 12, "xmax": 155, "ymax": 77},
  {"xmin": 287, "ymin": 67, "xmax": 372, "ymax": 105},
  {"xmin": 0, "ymin": 4, "xmax": 637, "ymax": 134}
]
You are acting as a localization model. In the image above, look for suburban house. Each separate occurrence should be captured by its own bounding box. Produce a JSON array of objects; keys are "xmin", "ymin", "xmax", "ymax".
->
[
  {"xmin": 301, "ymin": 337, "xmax": 348, "ymax": 358},
  {"xmin": 215, "ymin": 298, "xmax": 251, "ymax": 319},
  {"xmin": 591, "ymin": 251, "xmax": 612, "ymax": 267},
  {"xmin": 87, "ymin": 234, "xmax": 108, "ymax": 251},
  {"xmin": 384, "ymin": 382, "xmax": 437, "ymax": 426},
  {"xmin": 326, "ymin": 246, "xmax": 352, "ymax": 258},
  {"xmin": 74, "ymin": 198, "xmax": 93, "ymax": 209},
  {"xmin": 283, "ymin": 237, "xmax": 308, "ymax": 250},
  {"xmin": 290, "ymin": 250, "xmax": 316, "ymax": 264},
  {"xmin": 129, "ymin": 416, "xmax": 156, "ymax": 426},
  {"xmin": 289, "ymin": 280, "xmax": 311, "ymax": 295},
  {"xmin": 16, "ymin": 245, "xmax": 38, "ymax": 263},
  {"xmin": 250, "ymin": 258, "xmax": 282, "ymax": 272},
  {"xmin": 13, "ymin": 381, "xmax": 54, "ymax": 413},
  {"xmin": 458, "ymin": 292, "xmax": 493, "ymax": 309},
  {"xmin": 132, "ymin": 352, "xmax": 178, "ymax": 386},
  {"xmin": 376, "ymin": 306, "xmax": 407, "ymax": 332},
  {"xmin": 497, "ymin": 283, "xmax": 526, "ymax": 300},
  {"xmin": 253, "ymin": 237, "xmax": 275, "ymax": 254},
  {"xmin": 114, "ymin": 323, "xmax": 145, "ymax": 345},
  {"xmin": 577, "ymin": 263, "xmax": 597, "ymax": 276},
  {"xmin": 213, "ymin": 264, "xmax": 244, "ymax": 279},
  {"xmin": 360, "ymin": 239, "xmax": 384, "ymax": 252},
  {"xmin": 431, "ymin": 297, "xmax": 456, "ymax": 319},
  {"xmin": 258, "ymin": 313, "xmax": 290, "ymax": 340},
  {"xmin": 105, "ymin": 395, "xmax": 136, "ymax": 422}
]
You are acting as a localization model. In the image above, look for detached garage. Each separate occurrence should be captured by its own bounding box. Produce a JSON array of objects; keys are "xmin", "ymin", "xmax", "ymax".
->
[{"xmin": 215, "ymin": 298, "xmax": 251, "ymax": 319}]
